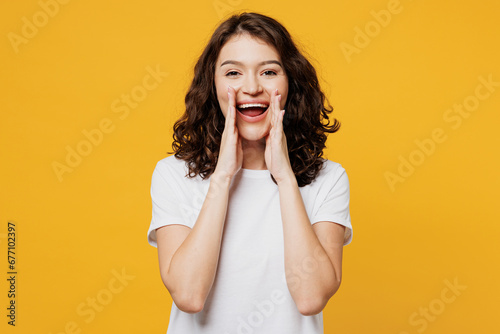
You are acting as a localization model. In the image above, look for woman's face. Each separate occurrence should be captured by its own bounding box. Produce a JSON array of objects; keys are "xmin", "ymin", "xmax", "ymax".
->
[{"xmin": 214, "ymin": 33, "xmax": 289, "ymax": 142}]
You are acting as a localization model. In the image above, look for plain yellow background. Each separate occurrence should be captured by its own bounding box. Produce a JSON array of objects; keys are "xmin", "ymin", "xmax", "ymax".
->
[{"xmin": 1, "ymin": 0, "xmax": 499, "ymax": 333}]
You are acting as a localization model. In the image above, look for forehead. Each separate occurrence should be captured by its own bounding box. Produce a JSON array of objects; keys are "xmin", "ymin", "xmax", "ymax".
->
[{"xmin": 217, "ymin": 34, "xmax": 280, "ymax": 63}]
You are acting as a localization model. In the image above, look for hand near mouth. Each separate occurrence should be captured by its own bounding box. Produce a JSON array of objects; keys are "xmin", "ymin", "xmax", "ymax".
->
[
  {"xmin": 265, "ymin": 89, "xmax": 294, "ymax": 185},
  {"xmin": 213, "ymin": 86, "xmax": 243, "ymax": 181}
]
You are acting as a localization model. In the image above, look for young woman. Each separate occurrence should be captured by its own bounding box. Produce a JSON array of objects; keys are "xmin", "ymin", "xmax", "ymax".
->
[{"xmin": 147, "ymin": 12, "xmax": 353, "ymax": 334}]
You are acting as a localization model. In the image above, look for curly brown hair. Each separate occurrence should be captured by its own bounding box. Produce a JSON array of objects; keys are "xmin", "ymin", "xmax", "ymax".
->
[{"xmin": 169, "ymin": 12, "xmax": 340, "ymax": 187}]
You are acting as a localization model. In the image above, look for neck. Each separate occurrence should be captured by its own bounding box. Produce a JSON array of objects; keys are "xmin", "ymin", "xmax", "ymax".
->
[{"xmin": 241, "ymin": 138, "xmax": 267, "ymax": 170}]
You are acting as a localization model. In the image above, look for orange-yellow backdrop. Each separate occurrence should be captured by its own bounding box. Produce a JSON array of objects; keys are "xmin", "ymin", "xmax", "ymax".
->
[{"xmin": 1, "ymin": 0, "xmax": 499, "ymax": 333}]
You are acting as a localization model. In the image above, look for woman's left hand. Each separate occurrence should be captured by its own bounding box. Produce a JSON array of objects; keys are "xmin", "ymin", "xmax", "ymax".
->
[{"xmin": 265, "ymin": 89, "xmax": 294, "ymax": 185}]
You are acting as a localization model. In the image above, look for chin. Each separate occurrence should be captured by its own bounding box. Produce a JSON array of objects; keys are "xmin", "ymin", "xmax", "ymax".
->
[{"xmin": 238, "ymin": 125, "xmax": 270, "ymax": 142}]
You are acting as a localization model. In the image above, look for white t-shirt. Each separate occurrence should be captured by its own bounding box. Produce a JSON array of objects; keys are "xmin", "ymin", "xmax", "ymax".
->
[{"xmin": 147, "ymin": 155, "xmax": 352, "ymax": 334}]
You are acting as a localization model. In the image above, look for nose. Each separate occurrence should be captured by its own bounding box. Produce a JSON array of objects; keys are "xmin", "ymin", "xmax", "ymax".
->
[{"xmin": 241, "ymin": 74, "xmax": 263, "ymax": 95}]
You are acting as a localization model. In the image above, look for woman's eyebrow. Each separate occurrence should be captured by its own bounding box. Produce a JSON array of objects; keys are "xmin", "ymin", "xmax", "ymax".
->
[{"xmin": 220, "ymin": 60, "xmax": 283, "ymax": 67}]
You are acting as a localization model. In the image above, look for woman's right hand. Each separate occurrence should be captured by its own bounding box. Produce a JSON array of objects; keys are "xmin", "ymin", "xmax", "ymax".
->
[{"xmin": 213, "ymin": 86, "xmax": 243, "ymax": 181}]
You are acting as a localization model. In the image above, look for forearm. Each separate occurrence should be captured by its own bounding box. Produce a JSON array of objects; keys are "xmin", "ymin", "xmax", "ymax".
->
[
  {"xmin": 165, "ymin": 173, "xmax": 231, "ymax": 310},
  {"xmin": 278, "ymin": 176, "xmax": 340, "ymax": 315}
]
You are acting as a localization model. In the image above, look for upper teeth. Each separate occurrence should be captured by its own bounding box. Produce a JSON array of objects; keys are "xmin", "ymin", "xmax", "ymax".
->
[{"xmin": 237, "ymin": 103, "xmax": 268, "ymax": 109}]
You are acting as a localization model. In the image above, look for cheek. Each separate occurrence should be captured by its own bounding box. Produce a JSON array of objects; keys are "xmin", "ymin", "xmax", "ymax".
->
[
  {"xmin": 218, "ymin": 91, "xmax": 227, "ymax": 106},
  {"xmin": 273, "ymin": 80, "xmax": 288, "ymax": 108},
  {"xmin": 216, "ymin": 89, "xmax": 228, "ymax": 115}
]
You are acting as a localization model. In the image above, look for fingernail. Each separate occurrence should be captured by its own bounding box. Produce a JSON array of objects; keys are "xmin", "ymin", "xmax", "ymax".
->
[
  {"xmin": 275, "ymin": 89, "xmax": 278, "ymax": 94},
  {"xmin": 278, "ymin": 94, "xmax": 282, "ymax": 102}
]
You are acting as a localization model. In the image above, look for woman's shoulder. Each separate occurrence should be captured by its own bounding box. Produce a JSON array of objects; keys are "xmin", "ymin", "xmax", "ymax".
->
[
  {"xmin": 308, "ymin": 158, "xmax": 348, "ymax": 187},
  {"xmin": 153, "ymin": 155, "xmax": 191, "ymax": 179},
  {"xmin": 153, "ymin": 155, "xmax": 208, "ymax": 186},
  {"xmin": 155, "ymin": 154, "xmax": 185, "ymax": 169},
  {"xmin": 318, "ymin": 158, "xmax": 347, "ymax": 177}
]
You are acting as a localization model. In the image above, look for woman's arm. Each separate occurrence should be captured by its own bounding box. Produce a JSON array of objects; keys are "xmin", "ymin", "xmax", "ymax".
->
[
  {"xmin": 264, "ymin": 88, "xmax": 347, "ymax": 316},
  {"xmin": 155, "ymin": 86, "xmax": 241, "ymax": 314},
  {"xmin": 156, "ymin": 173, "xmax": 232, "ymax": 313},
  {"xmin": 278, "ymin": 175, "xmax": 346, "ymax": 316}
]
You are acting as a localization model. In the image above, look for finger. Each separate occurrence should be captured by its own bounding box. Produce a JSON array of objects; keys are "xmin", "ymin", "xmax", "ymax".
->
[
  {"xmin": 225, "ymin": 87, "xmax": 232, "ymax": 129},
  {"xmin": 227, "ymin": 86, "xmax": 238, "ymax": 131},
  {"xmin": 277, "ymin": 93, "xmax": 283, "ymax": 131},
  {"xmin": 275, "ymin": 90, "xmax": 281, "ymax": 126},
  {"xmin": 275, "ymin": 92, "xmax": 281, "ymax": 130},
  {"xmin": 228, "ymin": 86, "xmax": 237, "ymax": 132},
  {"xmin": 278, "ymin": 109, "xmax": 285, "ymax": 134},
  {"xmin": 271, "ymin": 89, "xmax": 278, "ymax": 128},
  {"xmin": 228, "ymin": 85, "xmax": 236, "ymax": 109}
]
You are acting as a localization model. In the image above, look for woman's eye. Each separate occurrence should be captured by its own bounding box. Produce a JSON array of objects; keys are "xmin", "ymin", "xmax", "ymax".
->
[
  {"xmin": 262, "ymin": 70, "xmax": 277, "ymax": 76},
  {"xmin": 226, "ymin": 71, "xmax": 239, "ymax": 77}
]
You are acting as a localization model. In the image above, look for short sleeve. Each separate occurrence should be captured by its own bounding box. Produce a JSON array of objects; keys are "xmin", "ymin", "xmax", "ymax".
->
[
  {"xmin": 311, "ymin": 164, "xmax": 353, "ymax": 245},
  {"xmin": 147, "ymin": 160, "xmax": 194, "ymax": 248}
]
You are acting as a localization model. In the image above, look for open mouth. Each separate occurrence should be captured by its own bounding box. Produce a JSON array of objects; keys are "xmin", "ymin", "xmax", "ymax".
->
[{"xmin": 236, "ymin": 103, "xmax": 269, "ymax": 117}]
